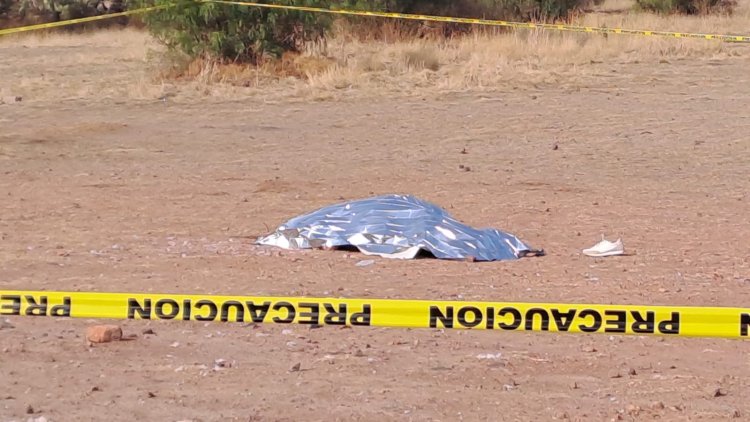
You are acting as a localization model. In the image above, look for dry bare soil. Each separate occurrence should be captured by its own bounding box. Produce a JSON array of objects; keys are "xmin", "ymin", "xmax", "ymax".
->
[{"xmin": 1, "ymin": 20, "xmax": 750, "ymax": 422}]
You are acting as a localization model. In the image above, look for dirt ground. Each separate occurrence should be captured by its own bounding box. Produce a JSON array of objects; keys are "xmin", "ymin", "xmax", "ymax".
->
[{"xmin": 2, "ymin": 30, "xmax": 750, "ymax": 421}]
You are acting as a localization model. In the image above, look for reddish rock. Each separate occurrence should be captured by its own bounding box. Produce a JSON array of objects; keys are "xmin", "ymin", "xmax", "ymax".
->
[{"xmin": 86, "ymin": 325, "xmax": 123, "ymax": 343}]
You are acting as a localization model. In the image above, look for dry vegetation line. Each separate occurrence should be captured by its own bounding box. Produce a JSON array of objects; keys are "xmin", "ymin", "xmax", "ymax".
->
[
  {"xmin": 4, "ymin": 290, "xmax": 750, "ymax": 340},
  {"xmin": 0, "ymin": 5, "xmax": 166, "ymax": 36},
  {"xmin": 211, "ymin": 0, "xmax": 750, "ymax": 42},
  {"xmin": 1, "ymin": 0, "xmax": 748, "ymax": 42}
]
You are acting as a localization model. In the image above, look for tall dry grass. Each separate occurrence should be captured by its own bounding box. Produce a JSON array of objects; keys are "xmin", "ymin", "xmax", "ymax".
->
[
  {"xmin": 0, "ymin": 0, "xmax": 747, "ymax": 102},
  {"xmin": 298, "ymin": 0, "xmax": 749, "ymax": 96}
]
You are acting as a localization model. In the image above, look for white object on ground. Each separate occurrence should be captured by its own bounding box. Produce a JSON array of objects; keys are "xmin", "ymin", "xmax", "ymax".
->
[
  {"xmin": 355, "ymin": 259, "xmax": 375, "ymax": 267},
  {"xmin": 582, "ymin": 236, "xmax": 624, "ymax": 257}
]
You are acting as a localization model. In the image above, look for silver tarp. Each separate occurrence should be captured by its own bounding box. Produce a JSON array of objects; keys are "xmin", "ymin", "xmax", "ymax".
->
[{"xmin": 256, "ymin": 194, "xmax": 543, "ymax": 261}]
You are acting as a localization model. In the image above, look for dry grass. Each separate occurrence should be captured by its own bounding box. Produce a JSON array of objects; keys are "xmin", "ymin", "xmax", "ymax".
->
[
  {"xmin": 0, "ymin": 0, "xmax": 748, "ymax": 102},
  {"xmin": 301, "ymin": 0, "xmax": 749, "ymax": 95}
]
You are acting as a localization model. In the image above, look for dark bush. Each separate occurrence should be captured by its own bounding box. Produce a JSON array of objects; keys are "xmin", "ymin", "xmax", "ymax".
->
[
  {"xmin": 136, "ymin": 0, "xmax": 331, "ymax": 64},
  {"xmin": 1, "ymin": 0, "xmax": 130, "ymax": 27},
  {"xmin": 635, "ymin": 0, "xmax": 736, "ymax": 14},
  {"xmin": 341, "ymin": 0, "xmax": 591, "ymax": 22}
]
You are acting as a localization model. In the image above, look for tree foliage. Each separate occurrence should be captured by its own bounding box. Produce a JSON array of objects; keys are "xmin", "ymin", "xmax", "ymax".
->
[
  {"xmin": 635, "ymin": 0, "xmax": 735, "ymax": 14},
  {"xmin": 135, "ymin": 0, "xmax": 598, "ymax": 64},
  {"xmin": 136, "ymin": 0, "xmax": 331, "ymax": 63}
]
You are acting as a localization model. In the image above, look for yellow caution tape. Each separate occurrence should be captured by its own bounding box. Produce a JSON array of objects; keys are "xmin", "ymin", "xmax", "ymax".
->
[
  {"xmin": 1, "ymin": 1, "xmax": 747, "ymax": 43},
  {"xmin": 0, "ymin": 6, "xmax": 166, "ymax": 37},
  {"xmin": 209, "ymin": 0, "xmax": 750, "ymax": 43},
  {"xmin": 3, "ymin": 290, "xmax": 750, "ymax": 339}
]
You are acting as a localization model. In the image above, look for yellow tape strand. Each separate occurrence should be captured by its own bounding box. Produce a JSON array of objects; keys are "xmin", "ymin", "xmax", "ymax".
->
[
  {"xmin": 0, "ymin": 6, "xmax": 166, "ymax": 37},
  {"xmin": 3, "ymin": 290, "xmax": 750, "ymax": 339},
  {"xmin": 209, "ymin": 0, "xmax": 750, "ymax": 43},
  {"xmin": 1, "ymin": 1, "xmax": 748, "ymax": 43}
]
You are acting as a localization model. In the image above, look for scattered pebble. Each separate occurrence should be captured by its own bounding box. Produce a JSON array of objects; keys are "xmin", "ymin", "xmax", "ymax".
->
[
  {"xmin": 476, "ymin": 353, "xmax": 502, "ymax": 360},
  {"xmin": 626, "ymin": 404, "xmax": 641, "ymax": 415},
  {"xmin": 356, "ymin": 259, "xmax": 375, "ymax": 267},
  {"xmin": 714, "ymin": 388, "xmax": 728, "ymax": 397},
  {"xmin": 0, "ymin": 319, "xmax": 14, "ymax": 330},
  {"xmin": 85, "ymin": 325, "xmax": 123, "ymax": 343},
  {"xmin": 289, "ymin": 362, "xmax": 301, "ymax": 372},
  {"xmin": 213, "ymin": 359, "xmax": 233, "ymax": 370},
  {"xmin": 1, "ymin": 96, "xmax": 22, "ymax": 104},
  {"xmin": 170, "ymin": 342, "xmax": 180, "ymax": 348},
  {"xmin": 142, "ymin": 328, "xmax": 156, "ymax": 335},
  {"xmin": 650, "ymin": 401, "xmax": 665, "ymax": 410}
]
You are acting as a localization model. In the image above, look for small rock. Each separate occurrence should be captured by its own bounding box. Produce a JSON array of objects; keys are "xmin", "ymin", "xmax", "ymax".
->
[
  {"xmin": 142, "ymin": 328, "xmax": 156, "ymax": 335},
  {"xmin": 147, "ymin": 392, "xmax": 156, "ymax": 398},
  {"xmin": 213, "ymin": 359, "xmax": 232, "ymax": 370},
  {"xmin": 650, "ymin": 401, "xmax": 665, "ymax": 410},
  {"xmin": 732, "ymin": 409, "xmax": 741, "ymax": 418},
  {"xmin": 460, "ymin": 148, "xmax": 468, "ymax": 154},
  {"xmin": 582, "ymin": 345, "xmax": 597, "ymax": 353},
  {"xmin": 289, "ymin": 362, "xmax": 301, "ymax": 372},
  {"xmin": 626, "ymin": 404, "xmax": 641, "ymax": 415},
  {"xmin": 26, "ymin": 405, "xmax": 34, "ymax": 414},
  {"xmin": 552, "ymin": 143, "xmax": 559, "ymax": 150},
  {"xmin": 628, "ymin": 368, "xmax": 637, "ymax": 376},
  {"xmin": 170, "ymin": 342, "xmax": 180, "ymax": 348},
  {"xmin": 714, "ymin": 388, "xmax": 728, "ymax": 397},
  {"xmin": 1, "ymin": 96, "xmax": 22, "ymax": 104},
  {"xmin": 0, "ymin": 319, "xmax": 14, "ymax": 330},
  {"xmin": 85, "ymin": 325, "xmax": 122, "ymax": 343},
  {"xmin": 355, "ymin": 260, "xmax": 375, "ymax": 267},
  {"xmin": 354, "ymin": 349, "xmax": 365, "ymax": 357},
  {"xmin": 476, "ymin": 353, "xmax": 502, "ymax": 360},
  {"xmin": 91, "ymin": 386, "xmax": 101, "ymax": 392}
]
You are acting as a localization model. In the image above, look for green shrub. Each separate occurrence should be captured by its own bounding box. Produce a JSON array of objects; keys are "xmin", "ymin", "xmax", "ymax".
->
[
  {"xmin": 1, "ymin": 0, "xmax": 12, "ymax": 16},
  {"xmin": 339, "ymin": 0, "xmax": 590, "ymax": 22},
  {"xmin": 635, "ymin": 0, "xmax": 736, "ymax": 14},
  {"xmin": 1, "ymin": 0, "xmax": 130, "ymax": 26},
  {"xmin": 136, "ymin": 0, "xmax": 332, "ymax": 63},
  {"xmin": 136, "ymin": 0, "xmax": 595, "ymax": 64}
]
